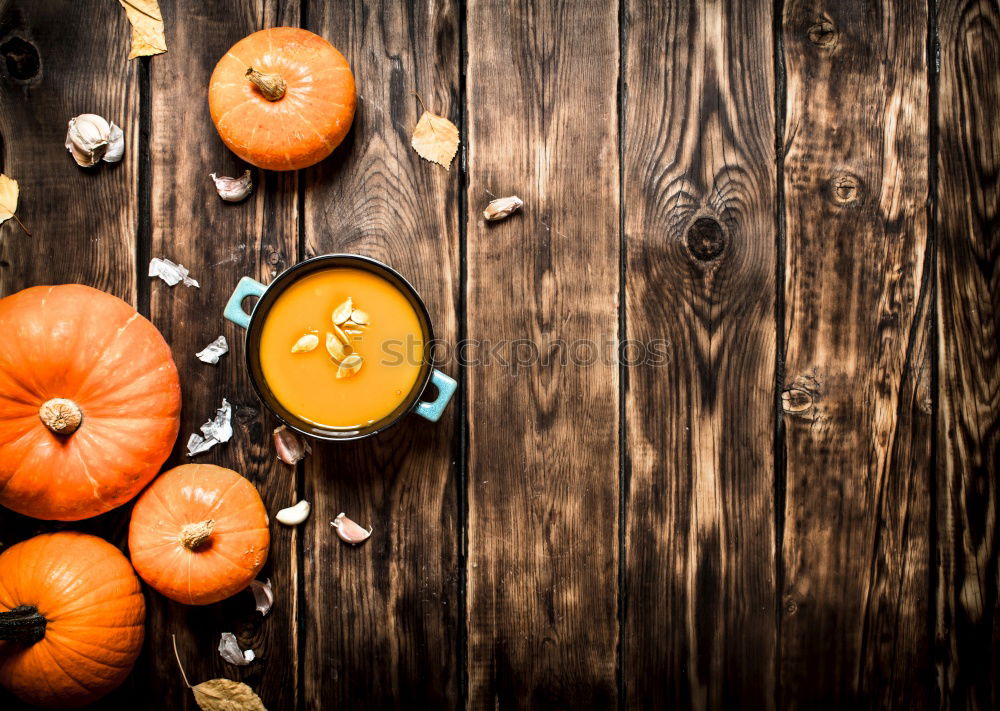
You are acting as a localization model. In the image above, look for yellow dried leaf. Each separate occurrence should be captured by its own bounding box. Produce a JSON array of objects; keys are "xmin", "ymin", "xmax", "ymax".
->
[
  {"xmin": 411, "ymin": 110, "xmax": 459, "ymax": 170},
  {"xmin": 0, "ymin": 174, "xmax": 18, "ymax": 225},
  {"xmin": 118, "ymin": 0, "xmax": 168, "ymax": 59},
  {"xmin": 192, "ymin": 679, "xmax": 267, "ymax": 711}
]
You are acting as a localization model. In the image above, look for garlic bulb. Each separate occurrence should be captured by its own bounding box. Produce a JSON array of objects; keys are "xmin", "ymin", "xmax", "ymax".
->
[
  {"xmin": 210, "ymin": 170, "xmax": 253, "ymax": 202},
  {"xmin": 65, "ymin": 114, "xmax": 124, "ymax": 167}
]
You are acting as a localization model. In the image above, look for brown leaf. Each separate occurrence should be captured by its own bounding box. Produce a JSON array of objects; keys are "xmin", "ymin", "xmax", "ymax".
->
[
  {"xmin": 411, "ymin": 110, "xmax": 459, "ymax": 170},
  {"xmin": 192, "ymin": 679, "xmax": 267, "ymax": 711},
  {"xmin": 117, "ymin": 0, "xmax": 167, "ymax": 59}
]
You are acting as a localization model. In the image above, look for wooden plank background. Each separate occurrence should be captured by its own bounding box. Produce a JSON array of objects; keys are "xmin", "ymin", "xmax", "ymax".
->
[{"xmin": 0, "ymin": 0, "xmax": 996, "ymax": 709}]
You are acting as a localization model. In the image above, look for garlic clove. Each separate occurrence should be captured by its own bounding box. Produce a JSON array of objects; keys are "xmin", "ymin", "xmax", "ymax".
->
[
  {"xmin": 248, "ymin": 578, "xmax": 273, "ymax": 616},
  {"xmin": 483, "ymin": 195, "xmax": 524, "ymax": 221},
  {"xmin": 65, "ymin": 114, "xmax": 114, "ymax": 167},
  {"xmin": 103, "ymin": 122, "xmax": 125, "ymax": 163},
  {"xmin": 275, "ymin": 499, "xmax": 311, "ymax": 526},
  {"xmin": 273, "ymin": 425, "xmax": 311, "ymax": 465},
  {"xmin": 331, "ymin": 512, "xmax": 372, "ymax": 544},
  {"xmin": 210, "ymin": 170, "xmax": 253, "ymax": 202}
]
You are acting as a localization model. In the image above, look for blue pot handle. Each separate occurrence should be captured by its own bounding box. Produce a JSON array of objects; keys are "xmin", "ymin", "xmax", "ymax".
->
[
  {"xmin": 414, "ymin": 370, "xmax": 457, "ymax": 422},
  {"xmin": 224, "ymin": 276, "xmax": 267, "ymax": 329}
]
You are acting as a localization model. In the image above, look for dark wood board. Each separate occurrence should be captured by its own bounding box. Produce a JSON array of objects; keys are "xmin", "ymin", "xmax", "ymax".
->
[
  {"xmin": 299, "ymin": 1, "xmax": 461, "ymax": 708},
  {"xmin": 622, "ymin": 0, "xmax": 778, "ymax": 708},
  {"xmin": 779, "ymin": 0, "xmax": 933, "ymax": 708},
  {"xmin": 464, "ymin": 0, "xmax": 621, "ymax": 707},
  {"xmin": 142, "ymin": 1, "xmax": 300, "ymax": 709},
  {"xmin": 935, "ymin": 0, "xmax": 1000, "ymax": 709}
]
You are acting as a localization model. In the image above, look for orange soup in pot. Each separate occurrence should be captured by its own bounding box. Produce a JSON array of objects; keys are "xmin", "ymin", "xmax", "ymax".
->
[{"xmin": 258, "ymin": 268, "xmax": 424, "ymax": 429}]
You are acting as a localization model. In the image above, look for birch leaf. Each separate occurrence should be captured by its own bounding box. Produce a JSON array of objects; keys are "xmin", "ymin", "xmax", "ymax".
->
[
  {"xmin": 0, "ymin": 174, "xmax": 29, "ymax": 235},
  {"xmin": 411, "ymin": 111, "xmax": 459, "ymax": 170},
  {"xmin": 192, "ymin": 679, "xmax": 267, "ymax": 711},
  {"xmin": 118, "ymin": 0, "xmax": 168, "ymax": 59}
]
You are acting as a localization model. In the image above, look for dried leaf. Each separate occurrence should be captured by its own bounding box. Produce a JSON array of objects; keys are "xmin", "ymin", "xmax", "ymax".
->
[
  {"xmin": 411, "ymin": 111, "xmax": 459, "ymax": 170},
  {"xmin": 0, "ymin": 174, "xmax": 28, "ymax": 235},
  {"xmin": 187, "ymin": 398, "xmax": 233, "ymax": 456},
  {"xmin": 118, "ymin": 0, "xmax": 167, "ymax": 59},
  {"xmin": 218, "ymin": 632, "xmax": 254, "ymax": 666},
  {"xmin": 196, "ymin": 336, "xmax": 229, "ymax": 365},
  {"xmin": 193, "ymin": 679, "xmax": 267, "ymax": 711}
]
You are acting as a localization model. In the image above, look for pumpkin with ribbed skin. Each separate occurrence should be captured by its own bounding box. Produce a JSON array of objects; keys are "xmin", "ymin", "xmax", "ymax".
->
[
  {"xmin": 129, "ymin": 464, "xmax": 270, "ymax": 605},
  {"xmin": 0, "ymin": 285, "xmax": 181, "ymax": 521},
  {"xmin": 0, "ymin": 533, "xmax": 145, "ymax": 709},
  {"xmin": 208, "ymin": 27, "xmax": 356, "ymax": 171}
]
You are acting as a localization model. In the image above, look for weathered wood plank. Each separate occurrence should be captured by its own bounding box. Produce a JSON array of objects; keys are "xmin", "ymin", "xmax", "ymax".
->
[
  {"xmin": 465, "ymin": 0, "xmax": 620, "ymax": 706},
  {"xmin": 936, "ymin": 1, "xmax": 1000, "ymax": 708},
  {"xmin": 780, "ymin": 1, "xmax": 932, "ymax": 707},
  {"xmin": 300, "ymin": 1, "xmax": 461, "ymax": 708},
  {"xmin": 143, "ymin": 2, "xmax": 299, "ymax": 709},
  {"xmin": 622, "ymin": 0, "xmax": 777, "ymax": 708},
  {"xmin": 0, "ymin": 0, "xmax": 138, "ymax": 301}
]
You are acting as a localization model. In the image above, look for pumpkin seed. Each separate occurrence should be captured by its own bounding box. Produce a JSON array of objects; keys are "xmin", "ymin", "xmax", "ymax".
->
[
  {"xmin": 332, "ymin": 323, "xmax": 351, "ymax": 345},
  {"xmin": 331, "ymin": 297, "xmax": 353, "ymax": 325},
  {"xmin": 350, "ymin": 308, "xmax": 369, "ymax": 325},
  {"xmin": 336, "ymin": 354, "xmax": 363, "ymax": 379},
  {"xmin": 325, "ymin": 332, "xmax": 346, "ymax": 361},
  {"xmin": 291, "ymin": 333, "xmax": 319, "ymax": 353}
]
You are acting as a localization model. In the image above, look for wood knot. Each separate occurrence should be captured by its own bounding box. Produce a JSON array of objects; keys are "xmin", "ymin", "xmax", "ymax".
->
[
  {"xmin": 685, "ymin": 217, "xmax": 725, "ymax": 261},
  {"xmin": 783, "ymin": 596, "xmax": 800, "ymax": 617},
  {"xmin": 829, "ymin": 173, "xmax": 861, "ymax": 205},
  {"xmin": 807, "ymin": 19, "xmax": 838, "ymax": 47},
  {"xmin": 1, "ymin": 37, "xmax": 40, "ymax": 82},
  {"xmin": 781, "ymin": 388, "xmax": 814, "ymax": 414}
]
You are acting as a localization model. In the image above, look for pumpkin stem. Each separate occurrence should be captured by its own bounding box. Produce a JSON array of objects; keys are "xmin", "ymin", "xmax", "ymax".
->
[
  {"xmin": 180, "ymin": 519, "xmax": 216, "ymax": 550},
  {"xmin": 0, "ymin": 605, "xmax": 47, "ymax": 644},
  {"xmin": 39, "ymin": 398, "xmax": 83, "ymax": 435},
  {"xmin": 246, "ymin": 67, "xmax": 286, "ymax": 101}
]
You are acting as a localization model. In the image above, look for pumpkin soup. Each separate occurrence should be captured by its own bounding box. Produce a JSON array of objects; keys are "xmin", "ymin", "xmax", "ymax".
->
[{"xmin": 259, "ymin": 268, "xmax": 424, "ymax": 429}]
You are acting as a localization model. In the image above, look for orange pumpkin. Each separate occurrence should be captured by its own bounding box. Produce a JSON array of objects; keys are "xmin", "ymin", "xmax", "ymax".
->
[
  {"xmin": 0, "ymin": 285, "xmax": 181, "ymax": 521},
  {"xmin": 0, "ymin": 532, "xmax": 145, "ymax": 709},
  {"xmin": 129, "ymin": 464, "xmax": 270, "ymax": 605},
  {"xmin": 208, "ymin": 27, "xmax": 357, "ymax": 171}
]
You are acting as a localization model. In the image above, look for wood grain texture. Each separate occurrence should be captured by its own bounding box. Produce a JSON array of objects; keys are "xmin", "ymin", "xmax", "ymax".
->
[
  {"xmin": 622, "ymin": 0, "xmax": 777, "ymax": 708},
  {"xmin": 465, "ymin": 0, "xmax": 620, "ymax": 706},
  {"xmin": 936, "ymin": 1, "xmax": 1000, "ymax": 708},
  {"xmin": 143, "ymin": 2, "xmax": 300, "ymax": 709},
  {"xmin": 0, "ymin": 0, "xmax": 138, "ymax": 301},
  {"xmin": 300, "ymin": 1, "xmax": 461, "ymax": 708},
  {"xmin": 780, "ymin": 1, "xmax": 932, "ymax": 708}
]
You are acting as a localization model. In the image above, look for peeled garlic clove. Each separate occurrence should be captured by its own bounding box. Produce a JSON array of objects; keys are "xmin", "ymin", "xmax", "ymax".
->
[
  {"xmin": 331, "ymin": 512, "xmax": 372, "ymax": 544},
  {"xmin": 273, "ymin": 425, "xmax": 311, "ymax": 464},
  {"xmin": 275, "ymin": 499, "xmax": 311, "ymax": 526},
  {"xmin": 65, "ymin": 113, "xmax": 113, "ymax": 167},
  {"xmin": 336, "ymin": 354, "xmax": 363, "ymax": 379},
  {"xmin": 291, "ymin": 333, "xmax": 319, "ymax": 353},
  {"xmin": 331, "ymin": 298, "xmax": 353, "ymax": 325},
  {"xmin": 483, "ymin": 195, "xmax": 524, "ymax": 221},
  {"xmin": 248, "ymin": 578, "xmax": 274, "ymax": 616},
  {"xmin": 325, "ymin": 332, "xmax": 346, "ymax": 362},
  {"xmin": 103, "ymin": 122, "xmax": 125, "ymax": 163},
  {"xmin": 350, "ymin": 309, "xmax": 369, "ymax": 325},
  {"xmin": 210, "ymin": 170, "xmax": 252, "ymax": 202}
]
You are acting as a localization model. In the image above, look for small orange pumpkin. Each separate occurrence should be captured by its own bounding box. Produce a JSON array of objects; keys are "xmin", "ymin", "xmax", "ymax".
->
[
  {"xmin": 0, "ymin": 285, "xmax": 181, "ymax": 521},
  {"xmin": 129, "ymin": 464, "xmax": 270, "ymax": 605},
  {"xmin": 208, "ymin": 27, "xmax": 357, "ymax": 171},
  {"xmin": 0, "ymin": 532, "xmax": 145, "ymax": 709}
]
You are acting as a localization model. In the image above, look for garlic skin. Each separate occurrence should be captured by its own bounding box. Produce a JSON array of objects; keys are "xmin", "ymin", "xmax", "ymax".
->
[
  {"xmin": 331, "ymin": 512, "xmax": 372, "ymax": 544},
  {"xmin": 275, "ymin": 500, "xmax": 311, "ymax": 526},
  {"xmin": 483, "ymin": 195, "xmax": 524, "ymax": 221},
  {"xmin": 210, "ymin": 170, "xmax": 252, "ymax": 202},
  {"xmin": 273, "ymin": 425, "xmax": 311, "ymax": 464},
  {"xmin": 65, "ymin": 114, "xmax": 124, "ymax": 167},
  {"xmin": 248, "ymin": 578, "xmax": 274, "ymax": 616}
]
